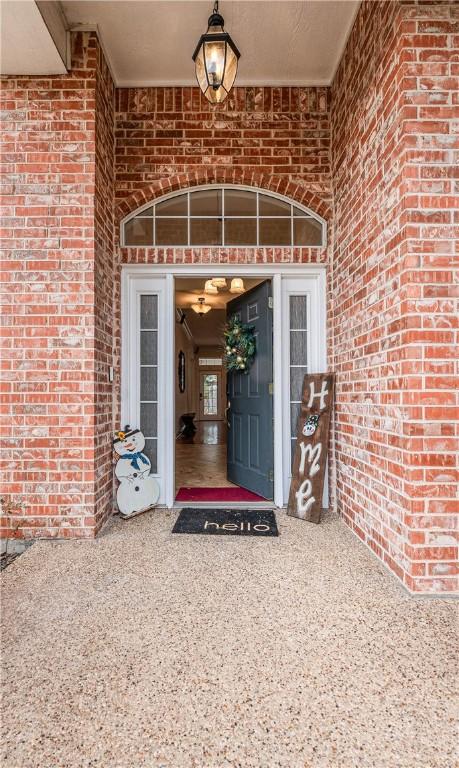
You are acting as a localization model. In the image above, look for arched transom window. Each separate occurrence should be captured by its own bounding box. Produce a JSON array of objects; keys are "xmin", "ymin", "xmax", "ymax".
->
[{"xmin": 122, "ymin": 187, "xmax": 325, "ymax": 247}]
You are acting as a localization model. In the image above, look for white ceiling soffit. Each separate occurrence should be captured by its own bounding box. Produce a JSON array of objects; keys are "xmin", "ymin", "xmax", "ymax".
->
[
  {"xmin": 62, "ymin": 0, "xmax": 360, "ymax": 87},
  {"xmin": 0, "ymin": 0, "xmax": 68, "ymax": 75}
]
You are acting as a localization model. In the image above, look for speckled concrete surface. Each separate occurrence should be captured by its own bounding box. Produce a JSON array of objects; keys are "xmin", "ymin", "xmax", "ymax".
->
[{"xmin": 1, "ymin": 510, "xmax": 457, "ymax": 768}]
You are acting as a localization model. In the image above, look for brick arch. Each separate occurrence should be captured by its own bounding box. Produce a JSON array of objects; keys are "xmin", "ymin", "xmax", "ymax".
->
[{"xmin": 116, "ymin": 169, "xmax": 331, "ymax": 223}]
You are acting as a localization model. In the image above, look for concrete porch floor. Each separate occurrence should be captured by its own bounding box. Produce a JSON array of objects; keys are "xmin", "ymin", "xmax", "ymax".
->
[{"xmin": 1, "ymin": 510, "xmax": 456, "ymax": 768}]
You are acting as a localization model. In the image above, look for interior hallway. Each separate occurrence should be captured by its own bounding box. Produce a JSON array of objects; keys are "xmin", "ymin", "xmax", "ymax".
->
[
  {"xmin": 1, "ymin": 509, "xmax": 455, "ymax": 768},
  {"xmin": 175, "ymin": 420, "xmax": 236, "ymax": 491}
]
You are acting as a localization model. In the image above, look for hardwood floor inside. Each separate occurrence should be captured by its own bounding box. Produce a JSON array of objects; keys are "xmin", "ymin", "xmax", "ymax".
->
[
  {"xmin": 192, "ymin": 420, "xmax": 227, "ymax": 445},
  {"xmin": 175, "ymin": 420, "xmax": 237, "ymax": 490}
]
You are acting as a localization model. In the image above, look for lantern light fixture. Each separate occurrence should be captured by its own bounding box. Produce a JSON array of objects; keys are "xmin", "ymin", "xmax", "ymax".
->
[
  {"xmin": 229, "ymin": 277, "xmax": 245, "ymax": 294},
  {"xmin": 191, "ymin": 297, "xmax": 212, "ymax": 316},
  {"xmin": 211, "ymin": 277, "xmax": 227, "ymax": 288},
  {"xmin": 192, "ymin": 1, "xmax": 241, "ymax": 105},
  {"xmin": 204, "ymin": 279, "xmax": 218, "ymax": 295}
]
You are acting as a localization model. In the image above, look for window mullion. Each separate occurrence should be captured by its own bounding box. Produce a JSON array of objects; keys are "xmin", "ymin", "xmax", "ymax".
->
[{"xmin": 123, "ymin": 187, "xmax": 325, "ymax": 247}]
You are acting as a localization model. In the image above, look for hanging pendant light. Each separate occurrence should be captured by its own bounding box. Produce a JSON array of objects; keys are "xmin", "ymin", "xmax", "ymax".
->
[
  {"xmin": 211, "ymin": 277, "xmax": 227, "ymax": 288},
  {"xmin": 192, "ymin": 1, "xmax": 241, "ymax": 105},
  {"xmin": 191, "ymin": 297, "xmax": 212, "ymax": 316},
  {"xmin": 204, "ymin": 279, "xmax": 218, "ymax": 295},
  {"xmin": 229, "ymin": 277, "xmax": 245, "ymax": 294}
]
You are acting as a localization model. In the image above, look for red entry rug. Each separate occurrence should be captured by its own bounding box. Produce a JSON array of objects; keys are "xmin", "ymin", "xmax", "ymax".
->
[{"xmin": 176, "ymin": 486, "xmax": 267, "ymax": 503}]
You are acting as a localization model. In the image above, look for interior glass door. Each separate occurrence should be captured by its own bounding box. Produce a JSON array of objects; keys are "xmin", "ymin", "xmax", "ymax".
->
[{"xmin": 199, "ymin": 372, "xmax": 221, "ymax": 420}]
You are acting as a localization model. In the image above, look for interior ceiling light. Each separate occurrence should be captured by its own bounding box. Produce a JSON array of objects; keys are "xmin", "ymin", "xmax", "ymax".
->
[
  {"xmin": 211, "ymin": 277, "xmax": 227, "ymax": 288},
  {"xmin": 191, "ymin": 297, "xmax": 212, "ymax": 316},
  {"xmin": 204, "ymin": 279, "xmax": 218, "ymax": 295},
  {"xmin": 229, "ymin": 277, "xmax": 245, "ymax": 294},
  {"xmin": 192, "ymin": 1, "xmax": 240, "ymax": 105}
]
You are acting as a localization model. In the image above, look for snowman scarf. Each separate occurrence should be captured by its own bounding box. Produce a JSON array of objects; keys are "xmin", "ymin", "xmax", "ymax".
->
[{"xmin": 121, "ymin": 452, "xmax": 149, "ymax": 471}]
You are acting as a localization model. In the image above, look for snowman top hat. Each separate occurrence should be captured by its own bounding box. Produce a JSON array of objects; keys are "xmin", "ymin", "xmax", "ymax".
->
[{"xmin": 113, "ymin": 425, "xmax": 140, "ymax": 445}]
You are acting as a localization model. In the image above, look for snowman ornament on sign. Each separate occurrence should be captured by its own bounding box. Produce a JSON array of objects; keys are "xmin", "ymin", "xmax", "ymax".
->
[
  {"xmin": 113, "ymin": 426, "xmax": 160, "ymax": 519},
  {"xmin": 302, "ymin": 414, "xmax": 320, "ymax": 437}
]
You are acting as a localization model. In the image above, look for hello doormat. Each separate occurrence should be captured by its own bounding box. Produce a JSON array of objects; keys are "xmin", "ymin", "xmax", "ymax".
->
[{"xmin": 172, "ymin": 508, "xmax": 279, "ymax": 537}]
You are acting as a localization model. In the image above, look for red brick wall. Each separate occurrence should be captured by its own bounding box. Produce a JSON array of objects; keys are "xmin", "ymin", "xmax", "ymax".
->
[
  {"xmin": 1, "ymin": 32, "xmax": 114, "ymax": 539},
  {"xmin": 331, "ymin": 0, "xmax": 458, "ymax": 593},
  {"xmin": 114, "ymin": 85, "xmax": 333, "ymax": 257},
  {"xmin": 94, "ymin": 42, "xmax": 115, "ymax": 533},
  {"xmin": 115, "ymin": 86, "xmax": 331, "ymax": 201},
  {"xmin": 398, "ymin": 0, "xmax": 458, "ymax": 593}
]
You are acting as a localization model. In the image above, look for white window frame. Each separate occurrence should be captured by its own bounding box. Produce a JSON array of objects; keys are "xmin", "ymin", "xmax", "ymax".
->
[
  {"xmin": 199, "ymin": 358, "xmax": 223, "ymax": 366},
  {"xmin": 281, "ymin": 277, "xmax": 328, "ymax": 503},
  {"xmin": 121, "ymin": 274, "xmax": 174, "ymax": 505},
  {"xmin": 122, "ymin": 264, "xmax": 326, "ymax": 510},
  {"xmin": 120, "ymin": 184, "xmax": 327, "ymax": 249}
]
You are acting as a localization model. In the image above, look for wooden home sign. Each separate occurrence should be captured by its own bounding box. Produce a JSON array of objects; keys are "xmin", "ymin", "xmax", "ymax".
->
[{"xmin": 287, "ymin": 373, "xmax": 335, "ymax": 524}]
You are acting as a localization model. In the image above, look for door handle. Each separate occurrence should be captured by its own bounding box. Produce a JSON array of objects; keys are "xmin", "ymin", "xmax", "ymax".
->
[{"xmin": 225, "ymin": 404, "xmax": 230, "ymax": 428}]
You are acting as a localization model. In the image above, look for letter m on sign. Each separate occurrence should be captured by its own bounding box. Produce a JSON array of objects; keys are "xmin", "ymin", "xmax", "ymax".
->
[{"xmin": 287, "ymin": 373, "xmax": 334, "ymax": 524}]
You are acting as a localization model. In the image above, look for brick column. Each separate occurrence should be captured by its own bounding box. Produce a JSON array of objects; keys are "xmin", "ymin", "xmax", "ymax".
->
[
  {"xmin": 331, "ymin": 0, "xmax": 457, "ymax": 594},
  {"xmin": 1, "ymin": 32, "xmax": 115, "ymax": 539}
]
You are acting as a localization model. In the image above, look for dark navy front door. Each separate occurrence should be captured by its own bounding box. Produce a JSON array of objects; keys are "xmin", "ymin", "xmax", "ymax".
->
[{"xmin": 226, "ymin": 280, "xmax": 274, "ymax": 500}]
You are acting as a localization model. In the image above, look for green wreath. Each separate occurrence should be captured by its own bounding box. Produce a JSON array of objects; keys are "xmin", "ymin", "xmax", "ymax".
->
[{"xmin": 223, "ymin": 317, "xmax": 256, "ymax": 373}]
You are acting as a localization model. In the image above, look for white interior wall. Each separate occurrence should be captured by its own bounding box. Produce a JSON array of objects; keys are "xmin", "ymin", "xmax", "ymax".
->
[{"xmin": 174, "ymin": 321, "xmax": 195, "ymax": 432}]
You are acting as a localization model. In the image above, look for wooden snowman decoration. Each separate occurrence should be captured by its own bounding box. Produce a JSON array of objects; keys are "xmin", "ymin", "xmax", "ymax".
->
[{"xmin": 113, "ymin": 426, "xmax": 160, "ymax": 519}]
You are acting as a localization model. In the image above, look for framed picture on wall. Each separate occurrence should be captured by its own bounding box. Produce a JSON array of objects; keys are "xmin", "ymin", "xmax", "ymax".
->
[{"xmin": 178, "ymin": 350, "xmax": 186, "ymax": 393}]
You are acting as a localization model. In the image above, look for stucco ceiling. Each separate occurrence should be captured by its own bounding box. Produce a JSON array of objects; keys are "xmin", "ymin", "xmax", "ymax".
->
[
  {"xmin": 0, "ymin": 1, "xmax": 68, "ymax": 75},
  {"xmin": 63, "ymin": 0, "xmax": 359, "ymax": 86},
  {"xmin": 181, "ymin": 308, "xmax": 227, "ymax": 348},
  {"xmin": 1, "ymin": 1, "xmax": 360, "ymax": 85}
]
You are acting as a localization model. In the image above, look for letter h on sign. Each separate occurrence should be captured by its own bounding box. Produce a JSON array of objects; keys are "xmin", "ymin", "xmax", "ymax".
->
[{"xmin": 287, "ymin": 373, "xmax": 334, "ymax": 524}]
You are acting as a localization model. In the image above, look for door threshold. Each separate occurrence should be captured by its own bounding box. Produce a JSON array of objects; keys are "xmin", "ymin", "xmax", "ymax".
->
[{"xmin": 173, "ymin": 500, "xmax": 278, "ymax": 510}]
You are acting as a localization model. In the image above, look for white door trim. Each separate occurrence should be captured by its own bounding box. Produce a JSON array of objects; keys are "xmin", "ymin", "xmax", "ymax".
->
[
  {"xmin": 121, "ymin": 264, "xmax": 327, "ymax": 509},
  {"xmin": 272, "ymin": 274, "xmax": 284, "ymax": 508},
  {"xmin": 164, "ymin": 274, "xmax": 175, "ymax": 507},
  {"xmin": 121, "ymin": 274, "xmax": 168, "ymax": 503},
  {"xmin": 280, "ymin": 275, "xmax": 328, "ymax": 503}
]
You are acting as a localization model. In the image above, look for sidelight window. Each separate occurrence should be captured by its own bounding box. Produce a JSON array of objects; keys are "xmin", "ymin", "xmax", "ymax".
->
[
  {"xmin": 122, "ymin": 187, "xmax": 325, "ymax": 247},
  {"xmin": 289, "ymin": 295, "xmax": 309, "ymax": 466},
  {"xmin": 139, "ymin": 294, "xmax": 158, "ymax": 472}
]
